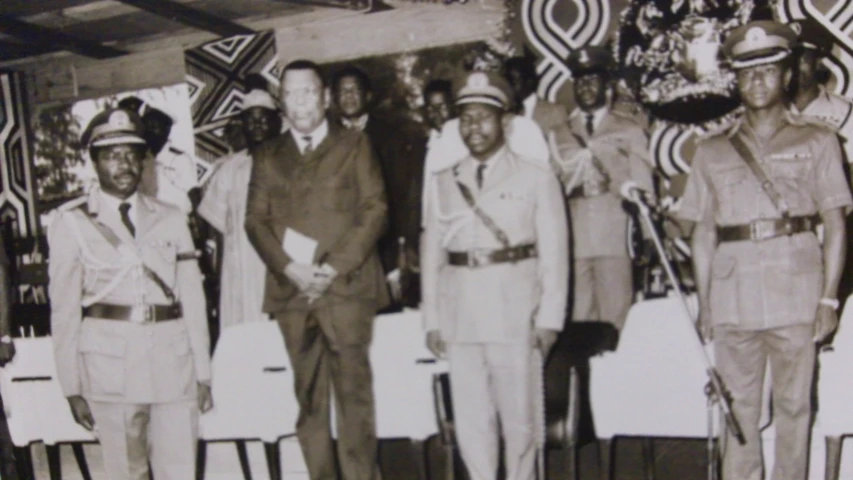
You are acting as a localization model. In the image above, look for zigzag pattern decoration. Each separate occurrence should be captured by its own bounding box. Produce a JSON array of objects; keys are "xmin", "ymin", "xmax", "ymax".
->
[
  {"xmin": 185, "ymin": 30, "xmax": 278, "ymax": 164},
  {"xmin": 521, "ymin": 0, "xmax": 610, "ymax": 102},
  {"xmin": 0, "ymin": 72, "xmax": 38, "ymax": 239}
]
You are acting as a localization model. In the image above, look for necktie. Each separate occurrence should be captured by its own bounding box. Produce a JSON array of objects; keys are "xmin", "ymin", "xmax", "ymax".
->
[
  {"xmin": 302, "ymin": 135, "xmax": 313, "ymax": 154},
  {"xmin": 476, "ymin": 163, "xmax": 486, "ymax": 189},
  {"xmin": 119, "ymin": 202, "xmax": 135, "ymax": 237},
  {"xmin": 585, "ymin": 113, "xmax": 595, "ymax": 135}
]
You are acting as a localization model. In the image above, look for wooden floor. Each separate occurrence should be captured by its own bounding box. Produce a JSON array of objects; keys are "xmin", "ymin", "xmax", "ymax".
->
[{"xmin": 20, "ymin": 436, "xmax": 712, "ymax": 480}]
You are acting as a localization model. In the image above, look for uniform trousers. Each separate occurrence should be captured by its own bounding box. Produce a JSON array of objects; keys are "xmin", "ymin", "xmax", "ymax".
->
[
  {"xmin": 714, "ymin": 324, "xmax": 815, "ymax": 480},
  {"xmin": 275, "ymin": 308, "xmax": 381, "ymax": 480},
  {"xmin": 572, "ymin": 256, "xmax": 632, "ymax": 330},
  {"xmin": 88, "ymin": 399, "xmax": 198, "ymax": 480},
  {"xmin": 447, "ymin": 343, "xmax": 537, "ymax": 480}
]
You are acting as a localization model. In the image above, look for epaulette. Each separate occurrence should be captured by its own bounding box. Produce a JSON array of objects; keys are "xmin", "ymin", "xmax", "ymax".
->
[
  {"xmin": 796, "ymin": 115, "xmax": 836, "ymax": 131},
  {"xmin": 55, "ymin": 195, "xmax": 88, "ymax": 214}
]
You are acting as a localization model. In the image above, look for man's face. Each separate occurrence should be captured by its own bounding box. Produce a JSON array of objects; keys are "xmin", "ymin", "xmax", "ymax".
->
[
  {"xmin": 281, "ymin": 69, "xmax": 328, "ymax": 134},
  {"xmin": 424, "ymin": 91, "xmax": 451, "ymax": 131},
  {"xmin": 458, "ymin": 103, "xmax": 506, "ymax": 160},
  {"xmin": 797, "ymin": 49, "xmax": 820, "ymax": 91},
  {"xmin": 736, "ymin": 61, "xmax": 788, "ymax": 110},
  {"xmin": 242, "ymin": 107, "xmax": 278, "ymax": 147},
  {"xmin": 335, "ymin": 75, "xmax": 368, "ymax": 119},
  {"xmin": 142, "ymin": 116, "xmax": 171, "ymax": 154},
  {"xmin": 93, "ymin": 144, "xmax": 145, "ymax": 199},
  {"xmin": 574, "ymin": 73, "xmax": 608, "ymax": 111},
  {"xmin": 506, "ymin": 66, "xmax": 535, "ymax": 103}
]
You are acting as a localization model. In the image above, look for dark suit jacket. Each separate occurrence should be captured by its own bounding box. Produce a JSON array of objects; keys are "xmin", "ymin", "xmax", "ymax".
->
[
  {"xmin": 245, "ymin": 121, "xmax": 390, "ymax": 317},
  {"xmin": 359, "ymin": 114, "xmax": 427, "ymax": 273}
]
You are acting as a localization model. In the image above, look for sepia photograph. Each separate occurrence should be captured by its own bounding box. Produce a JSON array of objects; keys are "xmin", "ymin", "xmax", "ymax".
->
[{"xmin": 0, "ymin": 0, "xmax": 852, "ymax": 479}]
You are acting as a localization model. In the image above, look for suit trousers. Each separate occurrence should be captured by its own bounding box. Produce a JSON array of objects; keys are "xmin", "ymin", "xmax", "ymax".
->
[
  {"xmin": 572, "ymin": 256, "xmax": 632, "ymax": 330},
  {"xmin": 447, "ymin": 343, "xmax": 537, "ymax": 480},
  {"xmin": 275, "ymin": 308, "xmax": 381, "ymax": 480},
  {"xmin": 714, "ymin": 324, "xmax": 815, "ymax": 480},
  {"xmin": 88, "ymin": 399, "xmax": 198, "ymax": 480}
]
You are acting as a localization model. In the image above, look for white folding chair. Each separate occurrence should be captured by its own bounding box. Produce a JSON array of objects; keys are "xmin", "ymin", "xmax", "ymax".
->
[
  {"xmin": 0, "ymin": 337, "xmax": 96, "ymax": 479},
  {"xmin": 198, "ymin": 319, "xmax": 298, "ymax": 480}
]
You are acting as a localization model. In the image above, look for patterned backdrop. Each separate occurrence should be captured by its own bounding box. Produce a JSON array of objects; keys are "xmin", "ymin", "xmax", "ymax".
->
[
  {"xmin": 185, "ymin": 29, "xmax": 280, "ymax": 174},
  {"xmin": 0, "ymin": 71, "xmax": 38, "ymax": 239}
]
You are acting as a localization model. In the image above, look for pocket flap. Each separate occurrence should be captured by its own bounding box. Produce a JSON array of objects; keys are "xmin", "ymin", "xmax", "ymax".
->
[
  {"xmin": 79, "ymin": 332, "xmax": 126, "ymax": 357},
  {"xmin": 711, "ymin": 254, "xmax": 736, "ymax": 279}
]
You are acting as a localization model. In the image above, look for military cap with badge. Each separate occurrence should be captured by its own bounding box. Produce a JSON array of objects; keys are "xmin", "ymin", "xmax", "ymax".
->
[
  {"xmin": 80, "ymin": 107, "xmax": 148, "ymax": 149},
  {"xmin": 722, "ymin": 20, "xmax": 797, "ymax": 69},
  {"xmin": 453, "ymin": 70, "xmax": 514, "ymax": 110},
  {"xmin": 566, "ymin": 46, "xmax": 613, "ymax": 77}
]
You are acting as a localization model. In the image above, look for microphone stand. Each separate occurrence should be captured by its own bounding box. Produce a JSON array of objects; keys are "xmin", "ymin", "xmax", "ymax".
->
[{"xmin": 624, "ymin": 189, "xmax": 745, "ymax": 480}]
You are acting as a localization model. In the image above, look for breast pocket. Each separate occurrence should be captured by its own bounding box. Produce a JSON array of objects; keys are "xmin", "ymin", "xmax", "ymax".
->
[
  {"xmin": 767, "ymin": 159, "xmax": 810, "ymax": 212},
  {"xmin": 79, "ymin": 330, "xmax": 127, "ymax": 396},
  {"xmin": 710, "ymin": 165, "xmax": 750, "ymax": 220},
  {"xmin": 146, "ymin": 241, "xmax": 178, "ymax": 288}
]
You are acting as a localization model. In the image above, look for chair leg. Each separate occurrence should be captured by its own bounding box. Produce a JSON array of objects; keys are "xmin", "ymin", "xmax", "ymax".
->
[
  {"xmin": 264, "ymin": 441, "xmax": 281, "ymax": 480},
  {"xmin": 641, "ymin": 438, "xmax": 655, "ymax": 480},
  {"xmin": 13, "ymin": 445, "xmax": 33, "ymax": 480},
  {"xmin": 564, "ymin": 441, "xmax": 578, "ymax": 480},
  {"xmin": 46, "ymin": 444, "xmax": 62, "ymax": 480},
  {"xmin": 598, "ymin": 439, "xmax": 614, "ymax": 480},
  {"xmin": 195, "ymin": 440, "xmax": 207, "ymax": 480},
  {"xmin": 236, "ymin": 440, "xmax": 253, "ymax": 480},
  {"xmin": 444, "ymin": 443, "xmax": 456, "ymax": 480},
  {"xmin": 410, "ymin": 439, "xmax": 429, "ymax": 480},
  {"xmin": 566, "ymin": 365, "xmax": 581, "ymax": 480},
  {"xmin": 72, "ymin": 443, "xmax": 92, "ymax": 480},
  {"xmin": 825, "ymin": 436, "xmax": 843, "ymax": 480}
]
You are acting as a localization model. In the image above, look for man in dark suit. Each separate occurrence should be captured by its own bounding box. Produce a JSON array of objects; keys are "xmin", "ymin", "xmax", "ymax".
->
[
  {"xmin": 245, "ymin": 59, "xmax": 388, "ymax": 480},
  {"xmin": 332, "ymin": 65, "xmax": 426, "ymax": 309}
]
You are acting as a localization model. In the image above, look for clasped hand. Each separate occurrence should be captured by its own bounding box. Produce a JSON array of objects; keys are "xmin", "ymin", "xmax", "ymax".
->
[{"xmin": 285, "ymin": 262, "xmax": 338, "ymax": 303}]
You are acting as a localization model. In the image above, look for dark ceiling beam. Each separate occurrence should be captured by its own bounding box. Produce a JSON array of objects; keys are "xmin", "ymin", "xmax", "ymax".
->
[
  {"xmin": 0, "ymin": 15, "xmax": 127, "ymax": 59},
  {"xmin": 115, "ymin": 0, "xmax": 255, "ymax": 37},
  {"xmin": 0, "ymin": 39, "xmax": 60, "ymax": 61}
]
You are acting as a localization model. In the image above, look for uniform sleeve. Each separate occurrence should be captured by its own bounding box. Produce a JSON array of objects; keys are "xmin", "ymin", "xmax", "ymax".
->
[
  {"xmin": 534, "ymin": 170, "xmax": 570, "ymax": 331},
  {"xmin": 47, "ymin": 212, "xmax": 84, "ymax": 397},
  {"xmin": 196, "ymin": 161, "xmax": 230, "ymax": 233},
  {"xmin": 675, "ymin": 145, "xmax": 714, "ymax": 224},
  {"xmin": 325, "ymin": 135, "xmax": 389, "ymax": 277},
  {"xmin": 175, "ymin": 214, "xmax": 211, "ymax": 383},
  {"xmin": 421, "ymin": 173, "xmax": 445, "ymax": 332},
  {"xmin": 811, "ymin": 132, "xmax": 853, "ymax": 212}
]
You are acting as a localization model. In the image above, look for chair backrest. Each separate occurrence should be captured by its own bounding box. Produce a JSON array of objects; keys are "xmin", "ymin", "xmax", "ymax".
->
[{"xmin": 6, "ymin": 229, "xmax": 51, "ymax": 337}]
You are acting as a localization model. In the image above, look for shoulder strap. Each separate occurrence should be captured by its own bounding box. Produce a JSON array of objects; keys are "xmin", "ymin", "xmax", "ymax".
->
[
  {"xmin": 452, "ymin": 166, "xmax": 511, "ymax": 248},
  {"xmin": 728, "ymin": 134, "xmax": 790, "ymax": 218},
  {"xmin": 74, "ymin": 207, "xmax": 178, "ymax": 304}
]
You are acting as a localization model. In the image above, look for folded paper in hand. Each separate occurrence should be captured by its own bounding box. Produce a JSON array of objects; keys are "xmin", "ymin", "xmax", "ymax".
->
[{"xmin": 283, "ymin": 228, "xmax": 318, "ymax": 264}]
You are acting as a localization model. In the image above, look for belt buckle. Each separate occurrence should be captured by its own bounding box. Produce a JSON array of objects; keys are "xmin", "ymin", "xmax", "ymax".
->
[
  {"xmin": 468, "ymin": 249, "xmax": 489, "ymax": 268},
  {"xmin": 131, "ymin": 306, "xmax": 155, "ymax": 324}
]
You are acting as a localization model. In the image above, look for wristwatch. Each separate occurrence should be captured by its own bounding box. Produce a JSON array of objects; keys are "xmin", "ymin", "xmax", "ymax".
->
[
  {"xmin": 0, "ymin": 335, "xmax": 11, "ymax": 345},
  {"xmin": 819, "ymin": 297, "xmax": 840, "ymax": 310}
]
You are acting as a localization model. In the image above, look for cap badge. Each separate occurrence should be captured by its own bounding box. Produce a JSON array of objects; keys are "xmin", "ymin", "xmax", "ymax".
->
[
  {"xmin": 467, "ymin": 72, "xmax": 489, "ymax": 89},
  {"xmin": 579, "ymin": 49, "xmax": 590, "ymax": 65},
  {"xmin": 745, "ymin": 27, "xmax": 767, "ymax": 45},
  {"xmin": 109, "ymin": 110, "xmax": 131, "ymax": 129}
]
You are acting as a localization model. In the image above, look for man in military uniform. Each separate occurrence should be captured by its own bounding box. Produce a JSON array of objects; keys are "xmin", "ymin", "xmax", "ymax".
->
[
  {"xmin": 422, "ymin": 71, "xmax": 569, "ymax": 480},
  {"xmin": 504, "ymin": 56, "xmax": 568, "ymax": 140},
  {"xmin": 790, "ymin": 18, "xmax": 853, "ymax": 162},
  {"xmin": 554, "ymin": 46, "xmax": 653, "ymax": 331},
  {"xmin": 678, "ymin": 21, "xmax": 851, "ymax": 480},
  {"xmin": 48, "ymin": 108, "xmax": 212, "ymax": 480}
]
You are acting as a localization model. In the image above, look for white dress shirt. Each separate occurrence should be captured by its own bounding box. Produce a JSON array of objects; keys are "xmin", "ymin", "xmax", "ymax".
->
[
  {"xmin": 291, "ymin": 120, "xmax": 329, "ymax": 154},
  {"xmin": 99, "ymin": 189, "xmax": 139, "ymax": 229}
]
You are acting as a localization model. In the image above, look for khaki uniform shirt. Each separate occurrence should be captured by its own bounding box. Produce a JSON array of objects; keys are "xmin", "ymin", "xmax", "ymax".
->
[
  {"xmin": 48, "ymin": 190, "xmax": 210, "ymax": 403},
  {"xmin": 791, "ymin": 86, "xmax": 853, "ymax": 161},
  {"xmin": 554, "ymin": 108, "xmax": 654, "ymax": 258},
  {"xmin": 421, "ymin": 147, "xmax": 569, "ymax": 344},
  {"xmin": 677, "ymin": 113, "xmax": 853, "ymax": 330}
]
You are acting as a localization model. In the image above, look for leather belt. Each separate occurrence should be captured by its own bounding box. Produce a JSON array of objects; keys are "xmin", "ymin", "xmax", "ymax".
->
[
  {"xmin": 448, "ymin": 243, "xmax": 537, "ymax": 268},
  {"xmin": 716, "ymin": 215, "xmax": 819, "ymax": 243},
  {"xmin": 83, "ymin": 303, "xmax": 183, "ymax": 323}
]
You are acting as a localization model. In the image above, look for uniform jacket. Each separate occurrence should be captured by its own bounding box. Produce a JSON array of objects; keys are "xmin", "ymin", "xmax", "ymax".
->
[
  {"xmin": 677, "ymin": 113, "xmax": 853, "ymax": 329},
  {"xmin": 525, "ymin": 96, "xmax": 568, "ymax": 139},
  {"xmin": 556, "ymin": 107, "xmax": 653, "ymax": 259},
  {"xmin": 48, "ymin": 190, "xmax": 210, "ymax": 404},
  {"xmin": 244, "ymin": 122, "xmax": 390, "ymax": 317},
  {"xmin": 791, "ymin": 86, "xmax": 853, "ymax": 162},
  {"xmin": 421, "ymin": 147, "xmax": 569, "ymax": 344}
]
